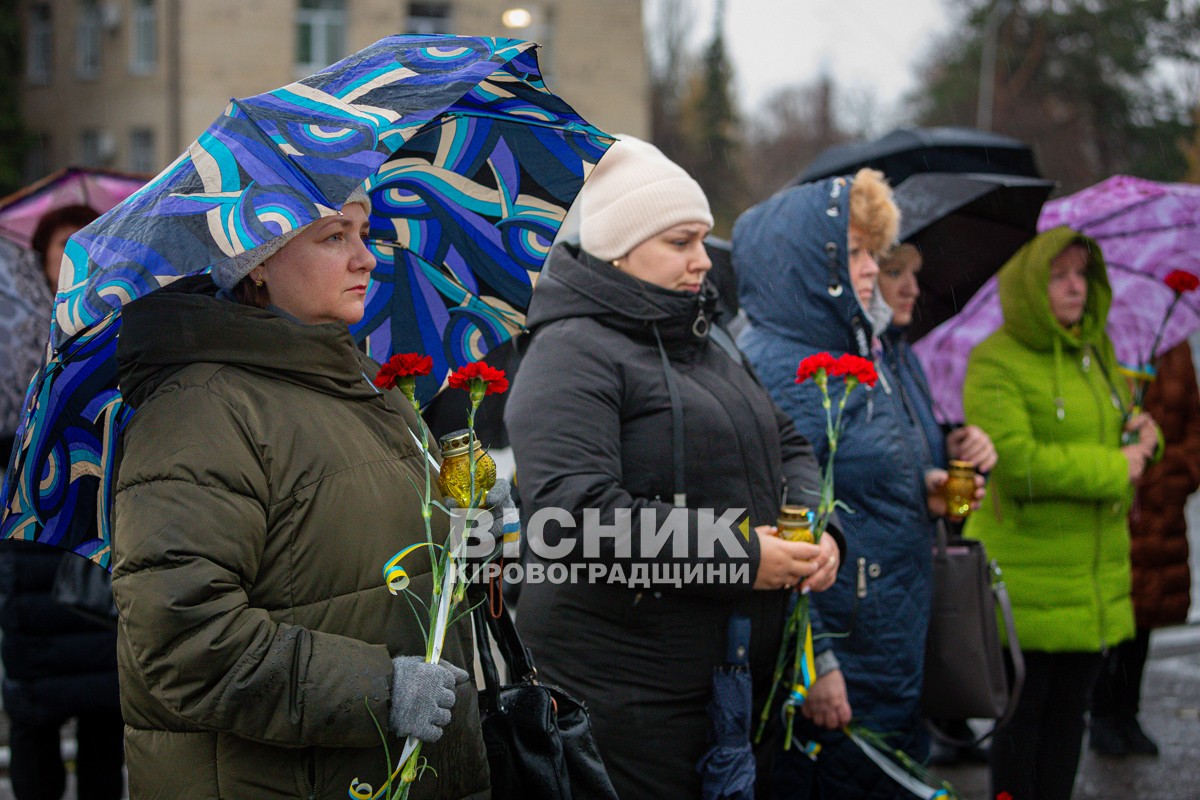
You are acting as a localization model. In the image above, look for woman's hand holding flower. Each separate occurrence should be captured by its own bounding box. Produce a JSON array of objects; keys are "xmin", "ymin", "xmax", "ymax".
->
[
  {"xmin": 1128, "ymin": 413, "xmax": 1160, "ymax": 452},
  {"xmin": 1121, "ymin": 413, "xmax": 1159, "ymax": 481},
  {"xmin": 801, "ymin": 669, "xmax": 852, "ymax": 730},
  {"xmin": 797, "ymin": 534, "xmax": 840, "ymax": 594}
]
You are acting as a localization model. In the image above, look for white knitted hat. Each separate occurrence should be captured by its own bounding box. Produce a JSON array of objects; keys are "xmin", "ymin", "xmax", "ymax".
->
[
  {"xmin": 578, "ymin": 136, "xmax": 713, "ymax": 261},
  {"xmin": 212, "ymin": 184, "xmax": 372, "ymax": 289}
]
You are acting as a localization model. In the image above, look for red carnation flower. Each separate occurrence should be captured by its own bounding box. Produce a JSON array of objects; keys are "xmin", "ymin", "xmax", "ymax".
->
[
  {"xmin": 796, "ymin": 352, "xmax": 838, "ymax": 384},
  {"xmin": 448, "ymin": 361, "xmax": 509, "ymax": 397},
  {"xmin": 834, "ymin": 353, "xmax": 878, "ymax": 387},
  {"xmin": 1165, "ymin": 269, "xmax": 1200, "ymax": 294},
  {"xmin": 374, "ymin": 353, "xmax": 433, "ymax": 390}
]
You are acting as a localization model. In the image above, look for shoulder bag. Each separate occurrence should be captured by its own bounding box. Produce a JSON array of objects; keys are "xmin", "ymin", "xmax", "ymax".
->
[
  {"xmin": 52, "ymin": 553, "xmax": 118, "ymax": 630},
  {"xmin": 921, "ymin": 523, "xmax": 1024, "ymax": 743},
  {"xmin": 473, "ymin": 602, "xmax": 619, "ymax": 800}
]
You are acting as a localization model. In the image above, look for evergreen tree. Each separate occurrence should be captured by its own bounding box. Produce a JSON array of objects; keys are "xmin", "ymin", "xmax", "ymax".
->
[
  {"xmin": 676, "ymin": 0, "xmax": 742, "ymax": 235},
  {"xmin": 911, "ymin": 0, "xmax": 1200, "ymax": 191}
]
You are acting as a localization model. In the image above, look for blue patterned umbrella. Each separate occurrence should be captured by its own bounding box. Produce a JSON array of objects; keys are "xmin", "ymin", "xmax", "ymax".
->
[{"xmin": 2, "ymin": 34, "xmax": 612, "ymax": 567}]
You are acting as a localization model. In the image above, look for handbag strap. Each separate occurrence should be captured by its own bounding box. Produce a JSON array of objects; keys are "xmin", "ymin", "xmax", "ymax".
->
[
  {"xmin": 473, "ymin": 601, "xmax": 537, "ymax": 688},
  {"xmin": 473, "ymin": 604, "xmax": 505, "ymax": 706},
  {"xmin": 992, "ymin": 567, "xmax": 1025, "ymax": 730}
]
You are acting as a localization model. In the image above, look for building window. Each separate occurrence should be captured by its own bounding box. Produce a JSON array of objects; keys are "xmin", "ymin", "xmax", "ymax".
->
[
  {"xmin": 129, "ymin": 129, "xmax": 156, "ymax": 173},
  {"xmin": 130, "ymin": 0, "xmax": 157, "ymax": 74},
  {"xmin": 295, "ymin": 0, "xmax": 346, "ymax": 74},
  {"xmin": 407, "ymin": 2, "xmax": 452, "ymax": 35},
  {"xmin": 26, "ymin": 4, "xmax": 53, "ymax": 84},
  {"xmin": 24, "ymin": 134, "xmax": 51, "ymax": 183},
  {"xmin": 81, "ymin": 129, "xmax": 114, "ymax": 167},
  {"xmin": 76, "ymin": 0, "xmax": 102, "ymax": 79}
]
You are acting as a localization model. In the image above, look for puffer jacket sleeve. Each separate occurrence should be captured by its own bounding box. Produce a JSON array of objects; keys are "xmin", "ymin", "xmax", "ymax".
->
[
  {"xmin": 112, "ymin": 382, "xmax": 392, "ymax": 748},
  {"xmin": 506, "ymin": 323, "xmax": 759, "ymax": 598},
  {"xmin": 964, "ymin": 341, "xmax": 1130, "ymax": 503}
]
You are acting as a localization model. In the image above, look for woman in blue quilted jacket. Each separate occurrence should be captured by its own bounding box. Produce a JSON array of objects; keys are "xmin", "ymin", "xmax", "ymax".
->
[{"xmin": 733, "ymin": 170, "xmax": 982, "ymax": 799}]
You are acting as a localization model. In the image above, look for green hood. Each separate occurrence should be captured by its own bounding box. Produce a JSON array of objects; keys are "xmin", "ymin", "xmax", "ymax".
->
[{"xmin": 997, "ymin": 225, "xmax": 1112, "ymax": 353}]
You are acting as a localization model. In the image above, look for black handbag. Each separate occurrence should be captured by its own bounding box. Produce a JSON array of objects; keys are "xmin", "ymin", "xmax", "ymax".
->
[
  {"xmin": 473, "ymin": 603, "xmax": 619, "ymax": 800},
  {"xmin": 52, "ymin": 553, "xmax": 118, "ymax": 630},
  {"xmin": 921, "ymin": 523, "xmax": 1024, "ymax": 741}
]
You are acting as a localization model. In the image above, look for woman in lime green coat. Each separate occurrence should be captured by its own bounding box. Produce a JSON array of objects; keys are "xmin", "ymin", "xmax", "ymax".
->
[{"xmin": 963, "ymin": 226, "xmax": 1160, "ymax": 800}]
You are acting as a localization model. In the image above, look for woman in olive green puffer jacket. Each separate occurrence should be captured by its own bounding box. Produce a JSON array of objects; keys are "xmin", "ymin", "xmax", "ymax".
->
[
  {"xmin": 111, "ymin": 198, "xmax": 489, "ymax": 800},
  {"xmin": 963, "ymin": 226, "xmax": 1159, "ymax": 800}
]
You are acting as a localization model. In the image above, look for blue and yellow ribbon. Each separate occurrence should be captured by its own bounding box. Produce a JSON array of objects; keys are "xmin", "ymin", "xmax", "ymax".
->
[
  {"xmin": 785, "ymin": 623, "xmax": 817, "ymax": 706},
  {"xmin": 382, "ymin": 541, "xmax": 442, "ymax": 594}
]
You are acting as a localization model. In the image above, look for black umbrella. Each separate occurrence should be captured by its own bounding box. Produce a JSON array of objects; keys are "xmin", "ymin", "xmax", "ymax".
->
[
  {"xmin": 793, "ymin": 126, "xmax": 1042, "ymax": 186},
  {"xmin": 705, "ymin": 236, "xmax": 738, "ymax": 321},
  {"xmin": 894, "ymin": 172, "xmax": 1057, "ymax": 341}
]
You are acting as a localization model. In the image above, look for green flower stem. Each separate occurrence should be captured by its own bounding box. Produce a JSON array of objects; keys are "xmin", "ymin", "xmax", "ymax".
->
[
  {"xmin": 1146, "ymin": 293, "xmax": 1181, "ymax": 369},
  {"xmin": 755, "ymin": 597, "xmax": 802, "ymax": 744}
]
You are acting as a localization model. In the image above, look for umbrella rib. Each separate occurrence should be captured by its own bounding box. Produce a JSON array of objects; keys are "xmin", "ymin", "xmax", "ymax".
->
[
  {"xmin": 1084, "ymin": 222, "xmax": 1200, "ymax": 240},
  {"xmin": 439, "ymin": 109, "xmax": 616, "ymax": 136},
  {"xmin": 1073, "ymin": 195, "xmax": 1161, "ymax": 231},
  {"xmin": 231, "ymin": 98, "xmax": 341, "ymax": 213}
]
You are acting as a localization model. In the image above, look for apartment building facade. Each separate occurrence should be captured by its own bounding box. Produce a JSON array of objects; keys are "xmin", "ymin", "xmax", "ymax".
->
[{"xmin": 18, "ymin": 0, "xmax": 648, "ymax": 178}]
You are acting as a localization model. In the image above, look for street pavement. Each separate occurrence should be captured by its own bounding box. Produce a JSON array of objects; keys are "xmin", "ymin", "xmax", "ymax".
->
[
  {"xmin": 935, "ymin": 623, "xmax": 1200, "ymax": 800},
  {"xmin": 0, "ymin": 625, "xmax": 1194, "ymax": 798}
]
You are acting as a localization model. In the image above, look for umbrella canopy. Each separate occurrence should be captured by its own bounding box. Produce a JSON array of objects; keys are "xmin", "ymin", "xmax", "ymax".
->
[
  {"xmin": 696, "ymin": 666, "xmax": 756, "ymax": 800},
  {"xmin": 2, "ymin": 34, "xmax": 612, "ymax": 565},
  {"xmin": 704, "ymin": 236, "xmax": 737, "ymax": 321},
  {"xmin": 0, "ymin": 166, "xmax": 148, "ymax": 249},
  {"xmin": 895, "ymin": 172, "xmax": 1057, "ymax": 341},
  {"xmin": 0, "ymin": 240, "xmax": 50, "ymax": 439},
  {"xmin": 792, "ymin": 126, "xmax": 1041, "ymax": 187},
  {"xmin": 914, "ymin": 176, "xmax": 1200, "ymax": 424},
  {"xmin": 0, "ymin": 168, "xmax": 148, "ymax": 440}
]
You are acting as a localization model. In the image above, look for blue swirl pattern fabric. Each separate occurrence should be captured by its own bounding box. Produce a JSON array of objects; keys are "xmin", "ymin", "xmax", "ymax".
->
[{"xmin": 2, "ymin": 35, "xmax": 612, "ymax": 567}]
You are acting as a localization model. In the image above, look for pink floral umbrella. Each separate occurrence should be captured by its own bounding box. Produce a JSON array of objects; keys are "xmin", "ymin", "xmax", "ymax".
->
[
  {"xmin": 914, "ymin": 175, "xmax": 1200, "ymax": 424},
  {"xmin": 0, "ymin": 167, "xmax": 147, "ymax": 437},
  {"xmin": 0, "ymin": 166, "xmax": 148, "ymax": 248}
]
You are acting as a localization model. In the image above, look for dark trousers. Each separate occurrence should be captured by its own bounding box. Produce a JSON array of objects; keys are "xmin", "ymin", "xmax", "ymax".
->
[
  {"xmin": 8, "ymin": 711, "xmax": 125, "ymax": 800},
  {"xmin": 772, "ymin": 716, "xmax": 921, "ymax": 800},
  {"xmin": 990, "ymin": 650, "xmax": 1102, "ymax": 800},
  {"xmin": 1092, "ymin": 627, "xmax": 1151, "ymax": 718}
]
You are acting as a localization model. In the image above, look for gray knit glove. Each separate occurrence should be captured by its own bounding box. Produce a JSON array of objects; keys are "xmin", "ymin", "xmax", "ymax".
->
[
  {"xmin": 445, "ymin": 477, "xmax": 519, "ymax": 562},
  {"xmin": 388, "ymin": 656, "xmax": 471, "ymax": 742}
]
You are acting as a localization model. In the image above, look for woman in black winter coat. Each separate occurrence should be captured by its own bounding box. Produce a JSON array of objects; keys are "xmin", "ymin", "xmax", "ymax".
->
[
  {"xmin": 0, "ymin": 204, "xmax": 124, "ymax": 800},
  {"xmin": 505, "ymin": 136, "xmax": 843, "ymax": 799}
]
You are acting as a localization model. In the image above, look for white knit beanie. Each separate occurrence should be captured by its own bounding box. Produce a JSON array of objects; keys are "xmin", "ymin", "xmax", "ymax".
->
[
  {"xmin": 578, "ymin": 136, "xmax": 713, "ymax": 261},
  {"xmin": 212, "ymin": 184, "xmax": 372, "ymax": 289}
]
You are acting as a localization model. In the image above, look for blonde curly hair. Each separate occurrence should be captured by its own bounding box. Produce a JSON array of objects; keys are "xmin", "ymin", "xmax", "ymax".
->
[{"xmin": 848, "ymin": 168, "xmax": 899, "ymax": 256}]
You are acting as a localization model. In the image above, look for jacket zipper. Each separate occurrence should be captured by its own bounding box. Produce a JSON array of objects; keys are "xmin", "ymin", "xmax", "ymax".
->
[
  {"xmin": 856, "ymin": 557, "xmax": 867, "ymax": 599},
  {"xmin": 303, "ymin": 747, "xmax": 318, "ymax": 799},
  {"xmin": 1082, "ymin": 345, "xmax": 1109, "ymax": 648}
]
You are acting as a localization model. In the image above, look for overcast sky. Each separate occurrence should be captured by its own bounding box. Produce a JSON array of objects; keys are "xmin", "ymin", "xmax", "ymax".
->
[{"xmin": 675, "ymin": 0, "xmax": 954, "ymax": 128}]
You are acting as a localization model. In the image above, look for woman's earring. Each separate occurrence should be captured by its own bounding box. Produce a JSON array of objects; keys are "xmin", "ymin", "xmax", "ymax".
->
[
  {"xmin": 611, "ymin": 259, "xmax": 622, "ymax": 269},
  {"xmin": 253, "ymin": 273, "xmax": 264, "ymax": 287}
]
